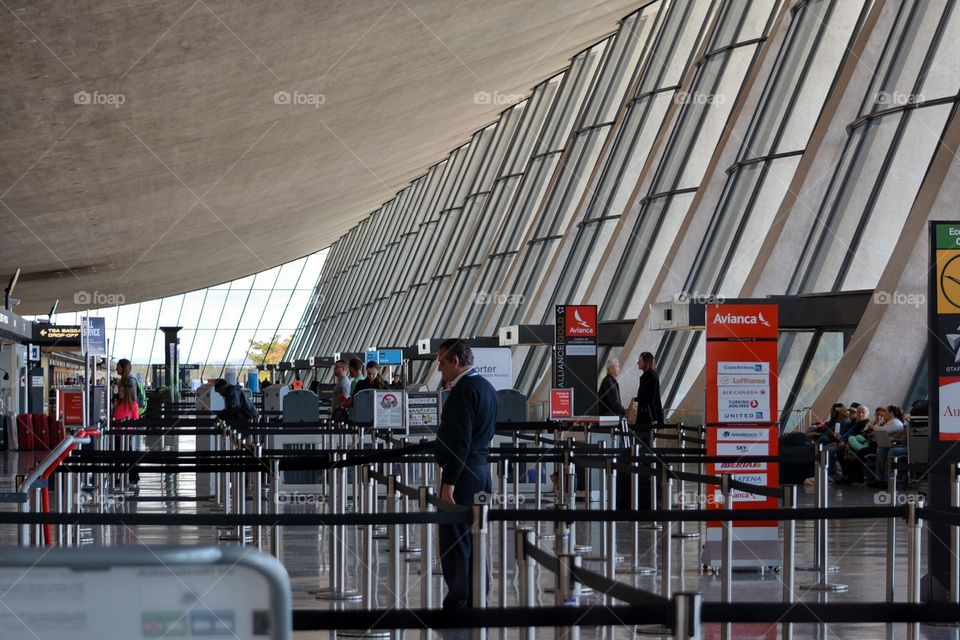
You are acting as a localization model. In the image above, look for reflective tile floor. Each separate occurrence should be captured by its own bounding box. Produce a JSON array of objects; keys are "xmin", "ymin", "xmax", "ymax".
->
[{"xmin": 1, "ymin": 439, "xmax": 958, "ymax": 639}]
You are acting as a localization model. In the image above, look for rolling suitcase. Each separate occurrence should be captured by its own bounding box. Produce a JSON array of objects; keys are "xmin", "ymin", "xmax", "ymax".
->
[
  {"xmin": 16, "ymin": 414, "xmax": 34, "ymax": 451},
  {"xmin": 48, "ymin": 418, "xmax": 66, "ymax": 448},
  {"xmin": 32, "ymin": 414, "xmax": 50, "ymax": 451}
]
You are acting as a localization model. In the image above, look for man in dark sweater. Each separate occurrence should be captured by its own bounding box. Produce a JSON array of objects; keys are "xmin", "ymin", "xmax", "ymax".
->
[{"xmin": 434, "ymin": 339, "xmax": 497, "ymax": 609}]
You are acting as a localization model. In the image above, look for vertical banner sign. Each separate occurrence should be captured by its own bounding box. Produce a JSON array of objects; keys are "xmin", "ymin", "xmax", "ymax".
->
[
  {"xmin": 933, "ymin": 221, "xmax": 960, "ymax": 440},
  {"xmin": 927, "ymin": 221, "xmax": 960, "ymax": 600},
  {"xmin": 81, "ymin": 317, "xmax": 107, "ymax": 356},
  {"xmin": 704, "ymin": 304, "xmax": 779, "ymax": 567},
  {"xmin": 554, "ymin": 305, "xmax": 598, "ymax": 417}
]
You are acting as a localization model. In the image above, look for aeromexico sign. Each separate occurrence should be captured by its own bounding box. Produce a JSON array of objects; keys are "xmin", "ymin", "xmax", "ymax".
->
[{"xmin": 554, "ymin": 305, "xmax": 598, "ymax": 417}]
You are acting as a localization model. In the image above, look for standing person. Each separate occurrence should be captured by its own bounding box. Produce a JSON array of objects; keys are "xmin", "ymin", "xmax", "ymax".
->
[
  {"xmin": 113, "ymin": 358, "xmax": 142, "ymax": 485},
  {"xmin": 353, "ymin": 360, "xmax": 387, "ymax": 395},
  {"xmin": 598, "ymin": 358, "xmax": 625, "ymax": 417},
  {"xmin": 633, "ymin": 351, "xmax": 664, "ymax": 448},
  {"xmin": 343, "ymin": 357, "xmax": 364, "ymax": 420},
  {"xmin": 214, "ymin": 378, "xmax": 260, "ymax": 422},
  {"xmin": 330, "ymin": 359, "xmax": 351, "ymax": 422},
  {"xmin": 434, "ymin": 339, "xmax": 497, "ymax": 609}
]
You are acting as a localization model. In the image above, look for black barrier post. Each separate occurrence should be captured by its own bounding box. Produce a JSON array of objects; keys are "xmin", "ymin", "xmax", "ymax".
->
[{"xmin": 606, "ymin": 459, "xmax": 617, "ymax": 592}]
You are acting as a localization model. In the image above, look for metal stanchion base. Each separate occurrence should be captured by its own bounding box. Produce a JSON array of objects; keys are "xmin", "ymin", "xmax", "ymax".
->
[
  {"xmin": 639, "ymin": 524, "xmax": 662, "ymax": 530},
  {"xmin": 797, "ymin": 565, "xmax": 839, "ymax": 573},
  {"xmin": 539, "ymin": 534, "xmax": 556, "ymax": 541},
  {"xmin": 339, "ymin": 630, "xmax": 391, "ymax": 638},
  {"xmin": 400, "ymin": 546, "xmax": 421, "ymax": 554},
  {"xmin": 633, "ymin": 625, "xmax": 671, "ymax": 636},
  {"xmin": 672, "ymin": 531, "xmax": 700, "ymax": 539},
  {"xmin": 799, "ymin": 581, "xmax": 848, "ymax": 592},
  {"xmin": 316, "ymin": 590, "xmax": 363, "ymax": 602},
  {"xmin": 617, "ymin": 564, "xmax": 657, "ymax": 575},
  {"xmin": 574, "ymin": 544, "xmax": 592, "ymax": 554},
  {"xmin": 373, "ymin": 526, "xmax": 389, "ymax": 539}
]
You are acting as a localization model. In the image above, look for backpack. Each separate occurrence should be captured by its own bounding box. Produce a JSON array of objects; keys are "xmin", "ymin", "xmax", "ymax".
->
[{"xmin": 133, "ymin": 377, "xmax": 147, "ymax": 418}]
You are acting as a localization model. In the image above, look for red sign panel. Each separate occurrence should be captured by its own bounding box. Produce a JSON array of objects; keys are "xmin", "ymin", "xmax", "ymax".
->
[
  {"xmin": 705, "ymin": 304, "xmax": 779, "ymax": 529},
  {"xmin": 550, "ymin": 388, "xmax": 574, "ymax": 420},
  {"xmin": 61, "ymin": 390, "xmax": 84, "ymax": 425},
  {"xmin": 564, "ymin": 305, "xmax": 597, "ymax": 338}
]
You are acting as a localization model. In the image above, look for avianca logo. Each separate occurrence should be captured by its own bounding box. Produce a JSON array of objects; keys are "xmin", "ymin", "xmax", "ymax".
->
[
  {"xmin": 565, "ymin": 306, "xmax": 596, "ymax": 336},
  {"xmin": 713, "ymin": 311, "xmax": 771, "ymax": 327}
]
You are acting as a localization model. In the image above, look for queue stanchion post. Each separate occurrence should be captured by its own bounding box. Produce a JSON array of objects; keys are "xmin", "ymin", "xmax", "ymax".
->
[
  {"xmin": 419, "ymin": 486, "xmax": 434, "ymax": 630},
  {"xmin": 661, "ymin": 465, "xmax": 673, "ymax": 599},
  {"xmin": 673, "ymin": 591, "xmax": 702, "ymax": 640},
  {"xmin": 498, "ymin": 458, "xmax": 509, "ymax": 607},
  {"xmin": 253, "ymin": 443, "xmax": 263, "ymax": 550},
  {"xmin": 606, "ymin": 459, "xmax": 618, "ymax": 596},
  {"xmin": 721, "ymin": 475, "xmax": 733, "ymax": 640},
  {"xmin": 907, "ymin": 496, "xmax": 923, "ymax": 640},
  {"xmin": 269, "ymin": 458, "xmax": 282, "ymax": 559},
  {"xmin": 555, "ymin": 553, "xmax": 581, "ymax": 640},
  {"xmin": 517, "ymin": 527, "xmax": 536, "ymax": 640},
  {"xmin": 313, "ymin": 452, "xmax": 340, "ymax": 597},
  {"xmin": 535, "ymin": 432, "xmax": 545, "ymax": 540},
  {"xmin": 472, "ymin": 504, "xmax": 490, "ymax": 640},
  {"xmin": 801, "ymin": 445, "xmax": 846, "ymax": 591},
  {"xmin": 623, "ymin": 444, "xmax": 656, "ymax": 576},
  {"xmin": 566, "ymin": 462, "xmax": 580, "ymax": 554},
  {"xmin": 363, "ymin": 473, "xmax": 383, "ymax": 627},
  {"xmin": 390, "ymin": 475, "xmax": 403, "ymax": 640},
  {"xmin": 782, "ymin": 484, "xmax": 797, "ymax": 640},
  {"xmin": 952, "ymin": 464, "xmax": 960, "ymax": 606},
  {"xmin": 886, "ymin": 465, "xmax": 899, "ymax": 603}
]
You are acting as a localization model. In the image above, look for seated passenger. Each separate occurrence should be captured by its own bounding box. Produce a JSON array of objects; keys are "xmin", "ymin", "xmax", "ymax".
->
[
  {"xmin": 836, "ymin": 405, "xmax": 877, "ymax": 484},
  {"xmin": 869, "ymin": 405, "xmax": 907, "ymax": 486}
]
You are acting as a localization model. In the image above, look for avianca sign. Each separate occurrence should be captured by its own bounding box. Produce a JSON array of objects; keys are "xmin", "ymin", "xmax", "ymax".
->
[
  {"xmin": 706, "ymin": 304, "xmax": 778, "ymax": 339},
  {"xmin": 565, "ymin": 305, "xmax": 597, "ymax": 337}
]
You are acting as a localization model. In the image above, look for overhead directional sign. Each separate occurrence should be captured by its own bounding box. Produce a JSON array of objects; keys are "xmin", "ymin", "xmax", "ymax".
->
[{"xmin": 33, "ymin": 324, "xmax": 81, "ymax": 345}]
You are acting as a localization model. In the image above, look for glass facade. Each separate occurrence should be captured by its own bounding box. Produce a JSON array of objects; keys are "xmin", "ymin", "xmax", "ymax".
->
[
  {"xmin": 288, "ymin": 0, "xmax": 954, "ymax": 420},
  {"xmin": 33, "ymin": 251, "xmax": 326, "ymax": 382}
]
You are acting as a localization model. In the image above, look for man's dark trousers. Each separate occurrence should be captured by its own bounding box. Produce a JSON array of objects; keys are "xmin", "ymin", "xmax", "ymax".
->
[{"xmin": 439, "ymin": 464, "xmax": 491, "ymax": 609}]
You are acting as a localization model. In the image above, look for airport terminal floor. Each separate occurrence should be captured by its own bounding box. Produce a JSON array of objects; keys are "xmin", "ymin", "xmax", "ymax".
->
[{"xmin": 0, "ymin": 421, "xmax": 953, "ymax": 640}]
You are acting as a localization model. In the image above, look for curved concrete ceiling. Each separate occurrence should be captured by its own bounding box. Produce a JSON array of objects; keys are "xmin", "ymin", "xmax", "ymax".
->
[{"xmin": 0, "ymin": 0, "xmax": 641, "ymax": 314}]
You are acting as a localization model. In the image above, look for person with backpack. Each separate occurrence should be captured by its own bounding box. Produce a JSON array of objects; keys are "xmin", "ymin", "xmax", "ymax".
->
[
  {"xmin": 214, "ymin": 378, "xmax": 259, "ymax": 423},
  {"xmin": 113, "ymin": 358, "xmax": 142, "ymax": 485}
]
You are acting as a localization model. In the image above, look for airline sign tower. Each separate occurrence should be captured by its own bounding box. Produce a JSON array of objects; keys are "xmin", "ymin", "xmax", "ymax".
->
[
  {"xmin": 554, "ymin": 305, "xmax": 599, "ymax": 417},
  {"xmin": 703, "ymin": 303, "xmax": 780, "ymax": 569}
]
